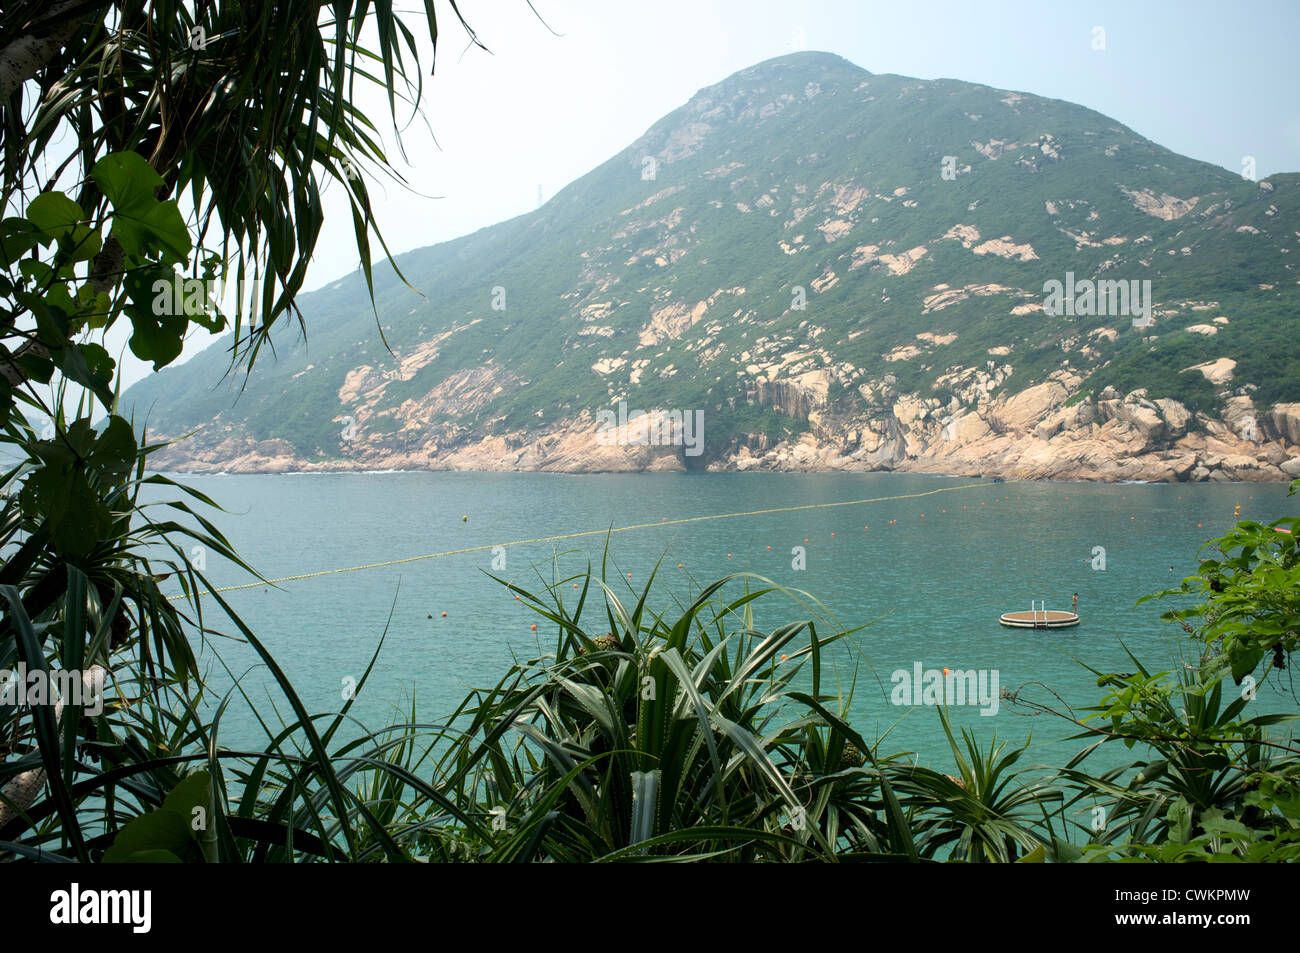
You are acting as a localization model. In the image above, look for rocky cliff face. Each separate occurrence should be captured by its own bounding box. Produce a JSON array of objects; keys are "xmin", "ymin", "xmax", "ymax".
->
[
  {"xmin": 127, "ymin": 52, "xmax": 1300, "ymax": 482},
  {"xmin": 154, "ymin": 377, "xmax": 1300, "ymax": 482}
]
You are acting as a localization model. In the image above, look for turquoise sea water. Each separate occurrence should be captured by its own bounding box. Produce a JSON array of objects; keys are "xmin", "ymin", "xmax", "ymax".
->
[{"xmin": 153, "ymin": 471, "xmax": 1298, "ymax": 778}]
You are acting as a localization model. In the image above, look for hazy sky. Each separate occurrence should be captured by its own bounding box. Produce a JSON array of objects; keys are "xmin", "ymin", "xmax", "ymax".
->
[{"xmin": 116, "ymin": 0, "xmax": 1300, "ymax": 386}]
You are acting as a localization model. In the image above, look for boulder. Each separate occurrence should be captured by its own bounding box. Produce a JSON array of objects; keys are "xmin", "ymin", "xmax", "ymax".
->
[
  {"xmin": 1270, "ymin": 402, "xmax": 1300, "ymax": 445},
  {"xmin": 1154, "ymin": 398, "xmax": 1193, "ymax": 438},
  {"xmin": 990, "ymin": 380, "xmax": 1069, "ymax": 433}
]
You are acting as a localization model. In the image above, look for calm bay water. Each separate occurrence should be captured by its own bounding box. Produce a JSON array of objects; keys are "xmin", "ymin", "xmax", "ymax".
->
[{"xmin": 154, "ymin": 471, "xmax": 1297, "ymax": 776}]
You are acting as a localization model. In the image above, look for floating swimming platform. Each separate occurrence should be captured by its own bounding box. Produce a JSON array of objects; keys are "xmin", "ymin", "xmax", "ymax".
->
[{"xmin": 999, "ymin": 600, "xmax": 1079, "ymax": 628}]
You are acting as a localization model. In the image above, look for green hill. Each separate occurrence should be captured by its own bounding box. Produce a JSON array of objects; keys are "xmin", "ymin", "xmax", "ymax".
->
[{"xmin": 122, "ymin": 52, "xmax": 1300, "ymax": 481}]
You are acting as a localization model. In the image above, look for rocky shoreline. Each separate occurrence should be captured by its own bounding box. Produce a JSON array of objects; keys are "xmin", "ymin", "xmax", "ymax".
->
[{"xmin": 149, "ymin": 382, "xmax": 1300, "ymax": 483}]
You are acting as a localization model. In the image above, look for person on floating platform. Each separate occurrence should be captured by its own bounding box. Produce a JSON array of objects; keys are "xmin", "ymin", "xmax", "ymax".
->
[{"xmin": 1072, "ymin": 593, "xmax": 1078, "ymax": 614}]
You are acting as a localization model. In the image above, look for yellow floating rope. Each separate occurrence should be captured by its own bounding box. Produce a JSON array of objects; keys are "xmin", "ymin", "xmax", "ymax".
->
[{"xmin": 171, "ymin": 479, "xmax": 1006, "ymax": 599}]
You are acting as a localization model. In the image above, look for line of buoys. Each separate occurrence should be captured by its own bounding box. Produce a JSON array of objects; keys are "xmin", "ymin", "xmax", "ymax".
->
[
  {"xmin": 509, "ymin": 490, "xmax": 1233, "ymax": 620},
  {"xmin": 221, "ymin": 483, "xmax": 1241, "ymax": 621},
  {"xmin": 162, "ymin": 481, "xmax": 1038, "ymax": 603}
]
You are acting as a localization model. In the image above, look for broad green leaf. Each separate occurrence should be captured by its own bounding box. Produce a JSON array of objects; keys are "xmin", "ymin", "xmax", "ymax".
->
[
  {"xmin": 27, "ymin": 192, "xmax": 101, "ymax": 262},
  {"xmin": 60, "ymin": 342, "xmax": 115, "ymax": 409},
  {"xmin": 92, "ymin": 152, "xmax": 190, "ymax": 263}
]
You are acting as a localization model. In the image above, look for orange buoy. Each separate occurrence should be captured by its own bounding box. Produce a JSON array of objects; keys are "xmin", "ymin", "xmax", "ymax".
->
[
  {"xmin": 627, "ymin": 572, "xmax": 632, "ymax": 578},
  {"xmin": 573, "ymin": 583, "xmax": 579, "ymax": 589},
  {"xmin": 1198, "ymin": 523, "xmax": 1203, "ymax": 528},
  {"xmin": 830, "ymin": 532, "xmax": 835, "ymax": 536},
  {"xmin": 767, "ymin": 545, "xmax": 772, "ymax": 550},
  {"xmin": 441, "ymin": 611, "xmax": 447, "ymax": 617},
  {"xmin": 678, "ymin": 563, "xmax": 683, "ymax": 568},
  {"xmin": 727, "ymin": 554, "xmax": 732, "ymax": 558},
  {"xmin": 804, "ymin": 538, "xmax": 809, "ymax": 544},
  {"xmin": 530, "ymin": 624, "xmax": 537, "ymax": 631}
]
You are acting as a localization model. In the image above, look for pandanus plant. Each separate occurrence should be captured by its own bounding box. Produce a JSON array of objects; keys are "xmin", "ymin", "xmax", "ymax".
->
[{"xmin": 410, "ymin": 551, "xmax": 922, "ymax": 862}]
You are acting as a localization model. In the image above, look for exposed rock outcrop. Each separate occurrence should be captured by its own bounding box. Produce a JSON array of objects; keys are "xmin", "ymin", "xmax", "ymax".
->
[{"xmin": 150, "ymin": 377, "xmax": 1300, "ymax": 483}]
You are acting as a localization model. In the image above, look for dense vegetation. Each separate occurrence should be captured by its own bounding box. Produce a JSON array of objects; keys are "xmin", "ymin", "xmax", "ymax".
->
[{"xmin": 1, "ymin": 3, "xmax": 1296, "ymax": 863}]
